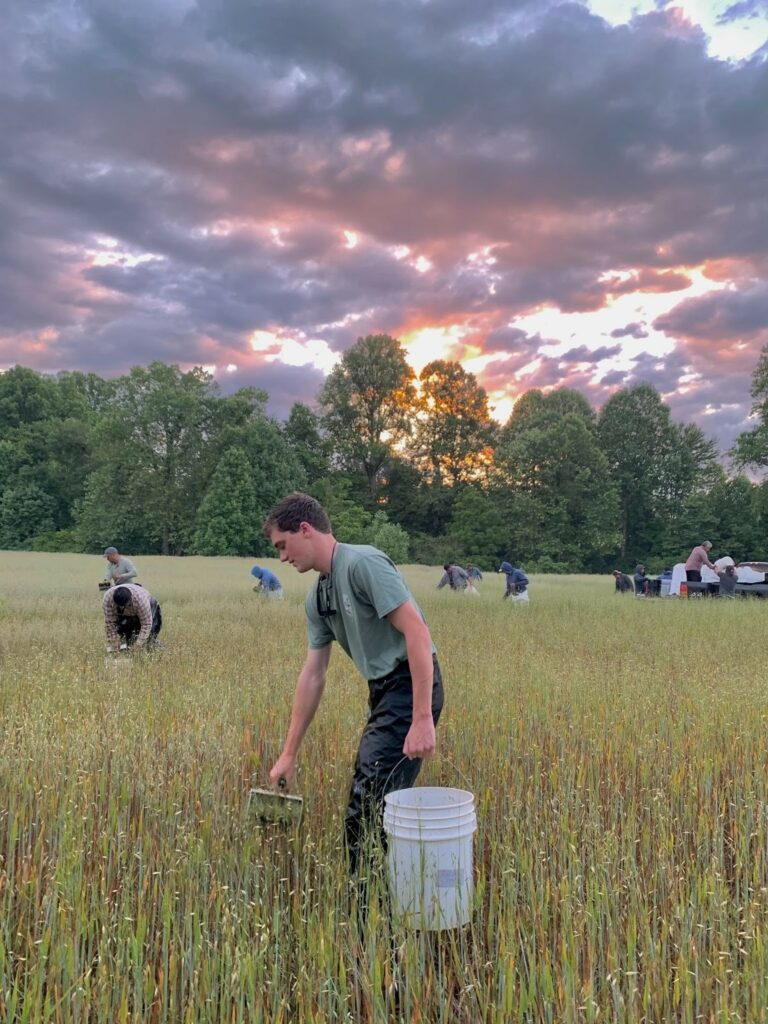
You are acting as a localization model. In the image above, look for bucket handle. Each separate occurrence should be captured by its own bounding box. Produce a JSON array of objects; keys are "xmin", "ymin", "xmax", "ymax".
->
[{"xmin": 382, "ymin": 753, "xmax": 472, "ymax": 795}]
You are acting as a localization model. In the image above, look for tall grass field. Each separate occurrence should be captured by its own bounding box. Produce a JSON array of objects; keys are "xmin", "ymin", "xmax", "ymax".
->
[{"xmin": 2, "ymin": 551, "xmax": 768, "ymax": 1022}]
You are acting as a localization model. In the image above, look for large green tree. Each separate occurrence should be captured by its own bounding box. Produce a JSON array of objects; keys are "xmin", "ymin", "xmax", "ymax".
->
[
  {"xmin": 411, "ymin": 360, "xmax": 495, "ymax": 486},
  {"xmin": 283, "ymin": 403, "xmax": 331, "ymax": 486},
  {"xmin": 76, "ymin": 364, "xmax": 220, "ymax": 553},
  {"xmin": 0, "ymin": 367, "xmax": 102, "ymax": 546},
  {"xmin": 733, "ymin": 342, "xmax": 768, "ymax": 475},
  {"xmin": 598, "ymin": 385, "xmax": 718, "ymax": 564},
  {"xmin": 319, "ymin": 334, "xmax": 416, "ymax": 499},
  {"xmin": 444, "ymin": 487, "xmax": 507, "ymax": 569},
  {"xmin": 75, "ymin": 364, "xmax": 282, "ymax": 554},
  {"xmin": 495, "ymin": 389, "xmax": 620, "ymax": 570},
  {"xmin": 193, "ymin": 448, "xmax": 260, "ymax": 556},
  {"xmin": 0, "ymin": 484, "xmax": 56, "ymax": 549}
]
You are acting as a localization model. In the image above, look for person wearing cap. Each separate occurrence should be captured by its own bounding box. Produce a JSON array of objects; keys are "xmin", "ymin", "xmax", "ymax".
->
[
  {"xmin": 684, "ymin": 541, "xmax": 715, "ymax": 582},
  {"xmin": 104, "ymin": 547, "xmax": 139, "ymax": 587},
  {"xmin": 251, "ymin": 564, "xmax": 284, "ymax": 599},
  {"xmin": 103, "ymin": 584, "xmax": 162, "ymax": 652}
]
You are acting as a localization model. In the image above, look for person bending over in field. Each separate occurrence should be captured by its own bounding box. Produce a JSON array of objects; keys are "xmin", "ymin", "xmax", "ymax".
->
[
  {"xmin": 436, "ymin": 562, "xmax": 469, "ymax": 591},
  {"xmin": 264, "ymin": 492, "xmax": 444, "ymax": 881},
  {"xmin": 250, "ymin": 564, "xmax": 284, "ymax": 599},
  {"xmin": 499, "ymin": 561, "xmax": 529, "ymax": 602},
  {"xmin": 103, "ymin": 584, "xmax": 162, "ymax": 653}
]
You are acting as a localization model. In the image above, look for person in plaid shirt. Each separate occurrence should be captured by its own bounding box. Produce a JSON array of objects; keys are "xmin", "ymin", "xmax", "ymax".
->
[{"xmin": 103, "ymin": 584, "xmax": 162, "ymax": 652}]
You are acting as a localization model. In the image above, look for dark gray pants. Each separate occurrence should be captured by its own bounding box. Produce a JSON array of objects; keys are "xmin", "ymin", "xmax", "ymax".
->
[
  {"xmin": 344, "ymin": 657, "xmax": 444, "ymax": 875},
  {"xmin": 117, "ymin": 598, "xmax": 162, "ymax": 648}
]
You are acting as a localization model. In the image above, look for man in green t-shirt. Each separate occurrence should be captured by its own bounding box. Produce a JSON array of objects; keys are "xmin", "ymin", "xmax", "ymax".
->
[{"xmin": 263, "ymin": 492, "xmax": 444, "ymax": 875}]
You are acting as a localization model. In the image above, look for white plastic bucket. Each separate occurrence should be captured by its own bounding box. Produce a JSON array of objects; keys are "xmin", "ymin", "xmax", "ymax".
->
[
  {"xmin": 383, "ymin": 787, "xmax": 476, "ymax": 931},
  {"xmin": 660, "ymin": 579, "xmax": 671, "ymax": 597}
]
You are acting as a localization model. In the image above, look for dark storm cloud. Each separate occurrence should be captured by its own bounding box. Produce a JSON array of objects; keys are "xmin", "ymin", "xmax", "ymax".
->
[
  {"xmin": 606, "ymin": 270, "xmax": 692, "ymax": 296},
  {"xmin": 719, "ymin": 1, "xmax": 768, "ymax": 22},
  {"xmin": 1, "ymin": 0, "xmax": 767, "ymax": 447},
  {"xmin": 654, "ymin": 284, "xmax": 768, "ymax": 342},
  {"xmin": 220, "ymin": 361, "xmax": 327, "ymax": 420},
  {"xmin": 610, "ymin": 323, "xmax": 649, "ymax": 339},
  {"xmin": 560, "ymin": 343, "xmax": 622, "ymax": 362}
]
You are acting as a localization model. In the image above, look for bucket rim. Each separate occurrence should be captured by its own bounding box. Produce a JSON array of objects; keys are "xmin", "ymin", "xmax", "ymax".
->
[
  {"xmin": 383, "ymin": 814, "xmax": 477, "ymax": 831},
  {"xmin": 384, "ymin": 807, "xmax": 475, "ymax": 821},
  {"xmin": 384, "ymin": 804, "xmax": 476, "ymax": 816},
  {"xmin": 384, "ymin": 786, "xmax": 474, "ymax": 810},
  {"xmin": 384, "ymin": 822, "xmax": 477, "ymax": 834}
]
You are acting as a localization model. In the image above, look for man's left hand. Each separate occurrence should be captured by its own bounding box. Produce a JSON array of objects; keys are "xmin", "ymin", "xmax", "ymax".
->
[{"xmin": 403, "ymin": 718, "xmax": 436, "ymax": 760}]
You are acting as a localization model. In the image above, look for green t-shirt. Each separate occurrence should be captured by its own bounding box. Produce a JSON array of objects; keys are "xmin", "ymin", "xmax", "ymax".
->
[{"xmin": 305, "ymin": 543, "xmax": 435, "ymax": 680}]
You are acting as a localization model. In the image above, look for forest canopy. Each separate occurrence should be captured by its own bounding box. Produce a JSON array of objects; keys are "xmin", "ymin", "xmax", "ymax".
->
[{"xmin": 2, "ymin": 336, "xmax": 767, "ymax": 571}]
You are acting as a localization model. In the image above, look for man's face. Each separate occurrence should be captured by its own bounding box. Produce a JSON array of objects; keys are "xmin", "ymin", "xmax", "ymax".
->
[
  {"xmin": 107, "ymin": 552, "xmax": 119, "ymax": 564},
  {"xmin": 269, "ymin": 524, "xmax": 316, "ymax": 573}
]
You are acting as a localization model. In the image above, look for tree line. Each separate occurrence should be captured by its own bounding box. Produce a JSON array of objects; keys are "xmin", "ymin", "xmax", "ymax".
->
[{"xmin": 2, "ymin": 335, "xmax": 768, "ymax": 571}]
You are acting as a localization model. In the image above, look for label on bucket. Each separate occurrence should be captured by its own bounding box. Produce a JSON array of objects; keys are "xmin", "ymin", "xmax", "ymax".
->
[{"xmin": 437, "ymin": 868, "xmax": 464, "ymax": 888}]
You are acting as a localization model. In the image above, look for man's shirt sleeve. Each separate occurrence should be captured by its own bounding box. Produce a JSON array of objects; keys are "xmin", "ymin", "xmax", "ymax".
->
[
  {"xmin": 103, "ymin": 593, "xmax": 119, "ymax": 646},
  {"xmin": 119, "ymin": 558, "xmax": 138, "ymax": 582},
  {"xmin": 133, "ymin": 589, "xmax": 154, "ymax": 646},
  {"xmin": 351, "ymin": 552, "xmax": 411, "ymax": 619}
]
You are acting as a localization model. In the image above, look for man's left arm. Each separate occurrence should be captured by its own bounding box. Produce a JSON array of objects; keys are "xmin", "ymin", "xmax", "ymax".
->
[{"xmin": 386, "ymin": 601, "xmax": 436, "ymax": 760}]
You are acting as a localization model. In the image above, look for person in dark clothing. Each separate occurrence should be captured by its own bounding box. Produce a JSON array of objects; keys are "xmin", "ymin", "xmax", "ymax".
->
[
  {"xmin": 613, "ymin": 570, "xmax": 632, "ymax": 593},
  {"xmin": 717, "ymin": 564, "xmax": 738, "ymax": 598},
  {"xmin": 634, "ymin": 565, "xmax": 650, "ymax": 596},
  {"xmin": 437, "ymin": 563, "xmax": 469, "ymax": 591},
  {"xmin": 499, "ymin": 561, "xmax": 529, "ymax": 600},
  {"xmin": 263, "ymin": 492, "xmax": 443, "ymax": 880}
]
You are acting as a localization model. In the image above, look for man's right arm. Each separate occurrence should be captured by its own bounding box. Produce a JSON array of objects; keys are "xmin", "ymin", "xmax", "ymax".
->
[
  {"xmin": 103, "ymin": 598, "xmax": 120, "ymax": 651},
  {"xmin": 269, "ymin": 645, "xmax": 331, "ymax": 790}
]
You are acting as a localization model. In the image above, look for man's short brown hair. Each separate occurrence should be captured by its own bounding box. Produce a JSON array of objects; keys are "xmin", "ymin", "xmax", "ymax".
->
[{"xmin": 263, "ymin": 492, "xmax": 332, "ymax": 537}]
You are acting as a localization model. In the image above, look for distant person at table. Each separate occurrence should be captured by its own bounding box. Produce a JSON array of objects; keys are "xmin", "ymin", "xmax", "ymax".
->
[
  {"xmin": 437, "ymin": 563, "xmax": 469, "ymax": 591},
  {"xmin": 251, "ymin": 564, "xmax": 284, "ymax": 599},
  {"xmin": 613, "ymin": 570, "xmax": 632, "ymax": 594},
  {"xmin": 684, "ymin": 541, "xmax": 715, "ymax": 582},
  {"xmin": 717, "ymin": 564, "xmax": 738, "ymax": 598},
  {"xmin": 103, "ymin": 584, "xmax": 162, "ymax": 652},
  {"xmin": 104, "ymin": 546, "xmax": 139, "ymax": 587},
  {"xmin": 499, "ymin": 561, "xmax": 529, "ymax": 602},
  {"xmin": 465, "ymin": 564, "xmax": 483, "ymax": 582}
]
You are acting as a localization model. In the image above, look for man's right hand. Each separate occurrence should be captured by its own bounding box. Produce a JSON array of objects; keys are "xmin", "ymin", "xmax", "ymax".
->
[{"xmin": 269, "ymin": 753, "xmax": 298, "ymax": 791}]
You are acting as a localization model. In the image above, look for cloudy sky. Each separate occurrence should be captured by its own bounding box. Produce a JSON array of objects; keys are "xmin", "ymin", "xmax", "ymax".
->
[{"xmin": 3, "ymin": 0, "xmax": 768, "ymax": 454}]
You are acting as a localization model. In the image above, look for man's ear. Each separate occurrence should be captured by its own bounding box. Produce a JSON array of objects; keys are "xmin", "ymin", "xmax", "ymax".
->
[{"xmin": 299, "ymin": 521, "xmax": 311, "ymax": 536}]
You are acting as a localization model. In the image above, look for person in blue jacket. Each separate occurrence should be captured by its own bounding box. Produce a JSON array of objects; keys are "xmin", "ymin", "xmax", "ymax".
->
[
  {"xmin": 499, "ymin": 561, "xmax": 529, "ymax": 602},
  {"xmin": 251, "ymin": 565, "xmax": 284, "ymax": 599}
]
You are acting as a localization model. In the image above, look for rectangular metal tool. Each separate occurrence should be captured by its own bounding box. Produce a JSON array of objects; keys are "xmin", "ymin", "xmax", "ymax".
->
[{"xmin": 247, "ymin": 778, "xmax": 304, "ymax": 825}]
